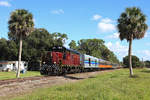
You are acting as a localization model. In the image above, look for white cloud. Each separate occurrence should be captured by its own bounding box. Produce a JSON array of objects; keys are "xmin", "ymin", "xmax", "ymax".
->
[
  {"xmin": 143, "ymin": 50, "xmax": 150, "ymax": 56},
  {"xmin": 0, "ymin": 1, "xmax": 11, "ymax": 7},
  {"xmin": 101, "ymin": 18, "xmax": 113, "ymax": 23},
  {"xmin": 92, "ymin": 14, "xmax": 102, "ymax": 21},
  {"xmin": 145, "ymin": 32, "xmax": 150, "ymax": 38},
  {"xmin": 98, "ymin": 18, "xmax": 116, "ymax": 32},
  {"xmin": 105, "ymin": 41, "xmax": 150, "ymax": 61},
  {"xmin": 106, "ymin": 32, "xmax": 119, "ymax": 39},
  {"xmin": 51, "ymin": 9, "xmax": 64, "ymax": 15},
  {"xmin": 137, "ymin": 50, "xmax": 150, "ymax": 61},
  {"xmin": 105, "ymin": 41, "xmax": 128, "ymax": 60},
  {"xmin": 98, "ymin": 22, "xmax": 116, "ymax": 32}
]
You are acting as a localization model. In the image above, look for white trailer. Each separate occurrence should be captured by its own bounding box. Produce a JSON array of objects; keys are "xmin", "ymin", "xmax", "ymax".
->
[{"xmin": 0, "ymin": 61, "xmax": 28, "ymax": 71}]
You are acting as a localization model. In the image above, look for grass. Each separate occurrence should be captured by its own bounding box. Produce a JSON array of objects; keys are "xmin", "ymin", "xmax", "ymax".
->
[
  {"xmin": 4, "ymin": 68, "xmax": 150, "ymax": 100},
  {"xmin": 0, "ymin": 71, "xmax": 41, "ymax": 80}
]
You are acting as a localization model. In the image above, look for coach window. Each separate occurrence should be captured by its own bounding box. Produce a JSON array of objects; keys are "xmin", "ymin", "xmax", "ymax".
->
[
  {"xmin": 95, "ymin": 60, "xmax": 97, "ymax": 66},
  {"xmin": 89, "ymin": 58, "xmax": 91, "ymax": 66},
  {"xmin": 99, "ymin": 61, "xmax": 100, "ymax": 65},
  {"xmin": 0, "ymin": 64, "xmax": 2, "ymax": 67}
]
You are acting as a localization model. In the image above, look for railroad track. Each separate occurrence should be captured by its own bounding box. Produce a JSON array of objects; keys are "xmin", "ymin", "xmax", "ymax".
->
[
  {"xmin": 0, "ymin": 69, "xmax": 117, "ymax": 86},
  {"xmin": 0, "ymin": 76, "xmax": 45, "ymax": 85},
  {"xmin": 0, "ymin": 69, "xmax": 118, "ymax": 98}
]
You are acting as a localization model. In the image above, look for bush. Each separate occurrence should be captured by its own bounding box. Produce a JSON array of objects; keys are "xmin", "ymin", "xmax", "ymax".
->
[
  {"xmin": 145, "ymin": 60, "xmax": 150, "ymax": 68},
  {"xmin": 123, "ymin": 55, "xmax": 142, "ymax": 68}
]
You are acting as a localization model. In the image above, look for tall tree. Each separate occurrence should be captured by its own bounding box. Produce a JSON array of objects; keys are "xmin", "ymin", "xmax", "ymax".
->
[
  {"xmin": 117, "ymin": 7, "xmax": 148, "ymax": 76},
  {"xmin": 8, "ymin": 9, "xmax": 34, "ymax": 78},
  {"xmin": 78, "ymin": 39, "xmax": 104, "ymax": 56},
  {"xmin": 52, "ymin": 32, "xmax": 68, "ymax": 46},
  {"xmin": 0, "ymin": 38, "xmax": 9, "ymax": 60},
  {"xmin": 69, "ymin": 40, "xmax": 77, "ymax": 50},
  {"xmin": 25, "ymin": 28, "xmax": 53, "ymax": 71}
]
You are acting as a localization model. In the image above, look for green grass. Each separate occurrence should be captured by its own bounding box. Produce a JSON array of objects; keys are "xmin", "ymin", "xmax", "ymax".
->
[
  {"xmin": 0, "ymin": 71, "xmax": 41, "ymax": 80},
  {"xmin": 5, "ymin": 68, "xmax": 150, "ymax": 100}
]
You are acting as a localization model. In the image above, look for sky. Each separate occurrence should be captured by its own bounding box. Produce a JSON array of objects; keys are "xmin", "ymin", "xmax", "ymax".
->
[{"xmin": 0, "ymin": 0, "xmax": 150, "ymax": 61}]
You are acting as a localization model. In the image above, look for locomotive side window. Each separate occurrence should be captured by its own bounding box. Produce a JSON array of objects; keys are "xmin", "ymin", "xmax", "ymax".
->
[
  {"xmin": 63, "ymin": 52, "xmax": 66, "ymax": 59},
  {"xmin": 71, "ymin": 55, "xmax": 74, "ymax": 59},
  {"xmin": 89, "ymin": 58, "xmax": 91, "ymax": 66}
]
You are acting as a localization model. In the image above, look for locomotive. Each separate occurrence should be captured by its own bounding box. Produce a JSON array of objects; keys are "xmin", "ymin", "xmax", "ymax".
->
[{"xmin": 40, "ymin": 46, "xmax": 119, "ymax": 75}]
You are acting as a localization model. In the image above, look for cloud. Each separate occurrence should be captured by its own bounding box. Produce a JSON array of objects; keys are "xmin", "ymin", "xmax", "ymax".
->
[
  {"xmin": 98, "ymin": 22, "xmax": 116, "ymax": 32},
  {"xmin": 98, "ymin": 18, "xmax": 116, "ymax": 32},
  {"xmin": 51, "ymin": 9, "xmax": 64, "ymax": 15},
  {"xmin": 106, "ymin": 32, "xmax": 119, "ymax": 39},
  {"xmin": 92, "ymin": 14, "xmax": 102, "ymax": 21},
  {"xmin": 105, "ymin": 41, "xmax": 128, "ymax": 60},
  {"xmin": 0, "ymin": 1, "xmax": 11, "ymax": 7},
  {"xmin": 143, "ymin": 50, "xmax": 150, "ymax": 56},
  {"xmin": 101, "ymin": 18, "xmax": 113, "ymax": 23},
  {"xmin": 137, "ymin": 50, "xmax": 150, "ymax": 61},
  {"xmin": 145, "ymin": 32, "xmax": 150, "ymax": 38}
]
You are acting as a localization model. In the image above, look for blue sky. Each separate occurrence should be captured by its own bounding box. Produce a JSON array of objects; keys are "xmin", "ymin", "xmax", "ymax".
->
[{"xmin": 0, "ymin": 0, "xmax": 150, "ymax": 61}]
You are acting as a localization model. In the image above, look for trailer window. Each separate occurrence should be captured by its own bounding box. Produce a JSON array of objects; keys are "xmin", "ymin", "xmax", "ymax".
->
[
  {"xmin": 24, "ymin": 63, "xmax": 27, "ymax": 66},
  {"xmin": 13, "ymin": 63, "xmax": 15, "ymax": 66}
]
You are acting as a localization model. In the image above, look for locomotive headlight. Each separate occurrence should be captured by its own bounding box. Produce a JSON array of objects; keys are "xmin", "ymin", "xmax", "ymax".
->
[{"xmin": 54, "ymin": 62, "xmax": 56, "ymax": 64}]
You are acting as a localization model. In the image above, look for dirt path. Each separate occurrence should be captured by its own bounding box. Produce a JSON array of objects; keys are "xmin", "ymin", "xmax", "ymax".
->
[{"xmin": 0, "ymin": 70, "xmax": 116, "ymax": 99}]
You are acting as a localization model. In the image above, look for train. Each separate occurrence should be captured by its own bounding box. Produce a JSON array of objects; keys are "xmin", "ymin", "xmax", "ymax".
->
[{"xmin": 40, "ymin": 46, "xmax": 120, "ymax": 75}]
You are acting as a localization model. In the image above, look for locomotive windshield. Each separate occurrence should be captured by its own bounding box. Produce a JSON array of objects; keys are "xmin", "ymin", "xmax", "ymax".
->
[
  {"xmin": 52, "ymin": 46, "xmax": 80, "ymax": 55},
  {"xmin": 51, "ymin": 46, "xmax": 65, "ymax": 52}
]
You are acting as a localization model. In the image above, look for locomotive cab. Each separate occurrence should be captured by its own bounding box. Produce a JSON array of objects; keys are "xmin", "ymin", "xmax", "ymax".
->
[{"xmin": 42, "ymin": 46, "xmax": 66, "ymax": 65}]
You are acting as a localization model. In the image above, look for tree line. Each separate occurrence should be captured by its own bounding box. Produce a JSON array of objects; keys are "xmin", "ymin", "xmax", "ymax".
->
[
  {"xmin": 0, "ymin": 28, "xmax": 120, "ymax": 71},
  {"xmin": 0, "ymin": 28, "xmax": 68, "ymax": 71},
  {"xmin": 123, "ymin": 55, "xmax": 150, "ymax": 68}
]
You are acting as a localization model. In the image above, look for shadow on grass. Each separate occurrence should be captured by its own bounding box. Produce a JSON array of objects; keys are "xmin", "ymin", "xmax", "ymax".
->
[
  {"xmin": 130, "ymin": 75, "xmax": 140, "ymax": 78},
  {"xmin": 63, "ymin": 75, "xmax": 85, "ymax": 80},
  {"xmin": 141, "ymin": 70, "xmax": 150, "ymax": 73},
  {"xmin": 88, "ymin": 76, "xmax": 96, "ymax": 79}
]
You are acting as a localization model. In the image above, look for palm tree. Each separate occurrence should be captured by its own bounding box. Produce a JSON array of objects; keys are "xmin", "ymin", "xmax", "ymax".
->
[
  {"xmin": 8, "ymin": 9, "xmax": 34, "ymax": 78},
  {"xmin": 117, "ymin": 7, "xmax": 148, "ymax": 76}
]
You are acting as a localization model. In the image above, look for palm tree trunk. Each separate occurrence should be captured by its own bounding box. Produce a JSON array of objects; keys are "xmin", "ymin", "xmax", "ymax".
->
[
  {"xmin": 16, "ymin": 34, "xmax": 22, "ymax": 78},
  {"xmin": 128, "ymin": 37, "xmax": 133, "ymax": 77}
]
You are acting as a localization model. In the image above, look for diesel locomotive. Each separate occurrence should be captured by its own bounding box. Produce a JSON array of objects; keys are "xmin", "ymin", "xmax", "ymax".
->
[{"xmin": 40, "ymin": 46, "xmax": 120, "ymax": 75}]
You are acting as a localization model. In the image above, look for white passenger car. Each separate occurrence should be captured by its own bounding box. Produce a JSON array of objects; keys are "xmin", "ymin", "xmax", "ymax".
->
[{"xmin": 82, "ymin": 54, "xmax": 99, "ymax": 68}]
